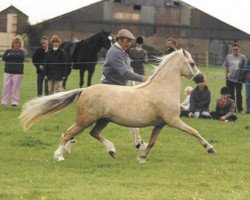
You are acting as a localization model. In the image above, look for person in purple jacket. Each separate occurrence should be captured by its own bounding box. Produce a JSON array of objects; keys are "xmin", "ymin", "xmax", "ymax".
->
[
  {"xmin": 101, "ymin": 29, "xmax": 148, "ymax": 156},
  {"xmin": 1, "ymin": 37, "xmax": 25, "ymax": 107}
]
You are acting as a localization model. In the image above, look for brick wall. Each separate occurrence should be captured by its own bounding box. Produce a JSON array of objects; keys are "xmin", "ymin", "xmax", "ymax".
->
[{"xmin": 0, "ymin": 32, "xmax": 15, "ymax": 56}]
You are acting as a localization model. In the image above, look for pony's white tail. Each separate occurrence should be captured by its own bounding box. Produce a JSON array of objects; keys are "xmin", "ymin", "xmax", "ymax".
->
[{"xmin": 19, "ymin": 88, "xmax": 83, "ymax": 130}]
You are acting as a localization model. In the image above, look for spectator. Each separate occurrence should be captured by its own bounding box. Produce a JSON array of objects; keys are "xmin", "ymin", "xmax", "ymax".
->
[
  {"xmin": 129, "ymin": 36, "xmax": 148, "ymax": 76},
  {"xmin": 32, "ymin": 36, "xmax": 50, "ymax": 96},
  {"xmin": 1, "ymin": 37, "xmax": 25, "ymax": 107},
  {"xmin": 101, "ymin": 29, "xmax": 148, "ymax": 154},
  {"xmin": 211, "ymin": 87, "xmax": 237, "ymax": 122},
  {"xmin": 165, "ymin": 37, "xmax": 177, "ymax": 55},
  {"xmin": 245, "ymin": 59, "xmax": 250, "ymax": 113},
  {"xmin": 44, "ymin": 35, "xmax": 67, "ymax": 94},
  {"xmin": 223, "ymin": 43, "xmax": 246, "ymax": 113},
  {"xmin": 180, "ymin": 86, "xmax": 193, "ymax": 111},
  {"xmin": 188, "ymin": 78, "xmax": 211, "ymax": 119}
]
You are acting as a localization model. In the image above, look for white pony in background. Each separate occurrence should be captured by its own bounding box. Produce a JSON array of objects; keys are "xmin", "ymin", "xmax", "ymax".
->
[{"xmin": 19, "ymin": 49, "xmax": 215, "ymax": 164}]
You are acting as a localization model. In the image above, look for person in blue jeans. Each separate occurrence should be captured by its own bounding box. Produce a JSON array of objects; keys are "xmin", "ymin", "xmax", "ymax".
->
[
  {"xmin": 245, "ymin": 59, "xmax": 250, "ymax": 113},
  {"xmin": 223, "ymin": 43, "xmax": 246, "ymax": 113}
]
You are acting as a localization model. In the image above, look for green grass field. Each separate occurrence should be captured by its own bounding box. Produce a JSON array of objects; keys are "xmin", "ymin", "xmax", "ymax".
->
[{"xmin": 0, "ymin": 60, "xmax": 249, "ymax": 200}]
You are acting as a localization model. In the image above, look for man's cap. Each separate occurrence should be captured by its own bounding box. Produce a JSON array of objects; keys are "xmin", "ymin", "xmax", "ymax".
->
[
  {"xmin": 136, "ymin": 36, "xmax": 143, "ymax": 44},
  {"xmin": 117, "ymin": 29, "xmax": 135, "ymax": 40},
  {"xmin": 220, "ymin": 86, "xmax": 230, "ymax": 95}
]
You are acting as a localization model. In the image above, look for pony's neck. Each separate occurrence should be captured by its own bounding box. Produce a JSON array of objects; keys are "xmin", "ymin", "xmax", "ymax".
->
[
  {"xmin": 85, "ymin": 33, "xmax": 103, "ymax": 53},
  {"xmin": 145, "ymin": 54, "xmax": 183, "ymax": 95}
]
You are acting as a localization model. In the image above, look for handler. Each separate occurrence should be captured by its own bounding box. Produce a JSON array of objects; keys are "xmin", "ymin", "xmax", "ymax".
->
[{"xmin": 101, "ymin": 28, "xmax": 148, "ymax": 155}]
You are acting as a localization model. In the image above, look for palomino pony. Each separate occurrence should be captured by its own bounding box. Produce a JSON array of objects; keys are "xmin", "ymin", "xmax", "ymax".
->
[
  {"xmin": 19, "ymin": 49, "xmax": 215, "ymax": 164},
  {"xmin": 60, "ymin": 30, "xmax": 111, "ymax": 89}
]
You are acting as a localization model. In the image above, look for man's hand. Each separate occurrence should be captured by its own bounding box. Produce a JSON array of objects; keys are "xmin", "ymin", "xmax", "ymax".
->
[
  {"xmin": 39, "ymin": 65, "xmax": 44, "ymax": 71},
  {"xmin": 219, "ymin": 116, "xmax": 226, "ymax": 121},
  {"xmin": 188, "ymin": 112, "xmax": 193, "ymax": 118}
]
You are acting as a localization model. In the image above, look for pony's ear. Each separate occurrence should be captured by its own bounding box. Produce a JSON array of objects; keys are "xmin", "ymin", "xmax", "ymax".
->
[
  {"xmin": 102, "ymin": 28, "xmax": 111, "ymax": 35},
  {"xmin": 182, "ymin": 48, "xmax": 187, "ymax": 57}
]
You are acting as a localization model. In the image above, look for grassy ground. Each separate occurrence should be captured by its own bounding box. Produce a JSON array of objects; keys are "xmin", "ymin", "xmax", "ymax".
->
[{"xmin": 0, "ymin": 60, "xmax": 249, "ymax": 200}]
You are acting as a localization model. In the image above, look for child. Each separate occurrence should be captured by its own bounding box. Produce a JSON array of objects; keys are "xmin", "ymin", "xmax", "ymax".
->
[
  {"xmin": 180, "ymin": 86, "xmax": 193, "ymax": 111},
  {"xmin": 210, "ymin": 86, "xmax": 237, "ymax": 122}
]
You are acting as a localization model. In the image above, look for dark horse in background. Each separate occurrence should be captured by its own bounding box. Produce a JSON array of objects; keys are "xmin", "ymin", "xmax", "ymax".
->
[{"xmin": 60, "ymin": 30, "xmax": 111, "ymax": 89}]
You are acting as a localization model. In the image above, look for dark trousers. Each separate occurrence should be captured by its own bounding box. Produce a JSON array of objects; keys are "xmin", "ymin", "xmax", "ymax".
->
[
  {"xmin": 226, "ymin": 79, "xmax": 243, "ymax": 112},
  {"xmin": 246, "ymin": 79, "xmax": 250, "ymax": 112},
  {"xmin": 37, "ymin": 73, "xmax": 48, "ymax": 96},
  {"xmin": 210, "ymin": 111, "xmax": 237, "ymax": 121}
]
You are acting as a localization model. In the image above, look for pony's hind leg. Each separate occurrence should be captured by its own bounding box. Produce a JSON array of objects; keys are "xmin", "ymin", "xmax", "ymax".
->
[
  {"xmin": 89, "ymin": 118, "xmax": 116, "ymax": 158},
  {"xmin": 171, "ymin": 118, "xmax": 215, "ymax": 153},
  {"xmin": 54, "ymin": 122, "xmax": 90, "ymax": 161}
]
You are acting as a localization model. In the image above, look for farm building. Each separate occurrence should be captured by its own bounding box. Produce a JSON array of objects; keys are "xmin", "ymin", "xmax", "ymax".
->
[
  {"xmin": 1, "ymin": 1, "xmax": 250, "ymax": 65},
  {"xmin": 35, "ymin": 0, "xmax": 250, "ymax": 65},
  {"xmin": 0, "ymin": 6, "xmax": 29, "ymax": 55}
]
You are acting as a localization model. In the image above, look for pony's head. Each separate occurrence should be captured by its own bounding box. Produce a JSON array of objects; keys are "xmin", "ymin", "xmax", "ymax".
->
[
  {"xmin": 137, "ymin": 49, "xmax": 204, "ymax": 88},
  {"xmin": 181, "ymin": 49, "xmax": 204, "ymax": 83},
  {"xmin": 101, "ymin": 29, "xmax": 112, "ymax": 50}
]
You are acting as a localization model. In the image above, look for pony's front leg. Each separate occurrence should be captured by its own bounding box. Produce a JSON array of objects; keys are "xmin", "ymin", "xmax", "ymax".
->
[
  {"xmin": 87, "ymin": 66, "xmax": 95, "ymax": 87},
  {"xmin": 172, "ymin": 119, "xmax": 215, "ymax": 153},
  {"xmin": 139, "ymin": 124, "xmax": 165, "ymax": 164},
  {"xmin": 79, "ymin": 69, "xmax": 85, "ymax": 88}
]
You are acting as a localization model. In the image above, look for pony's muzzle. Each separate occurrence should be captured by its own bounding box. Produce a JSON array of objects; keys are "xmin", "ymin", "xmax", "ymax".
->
[{"xmin": 192, "ymin": 73, "xmax": 204, "ymax": 84}]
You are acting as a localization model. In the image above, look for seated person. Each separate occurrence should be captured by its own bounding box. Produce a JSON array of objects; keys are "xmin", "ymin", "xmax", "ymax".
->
[
  {"xmin": 188, "ymin": 78, "xmax": 211, "ymax": 119},
  {"xmin": 210, "ymin": 86, "xmax": 237, "ymax": 122},
  {"xmin": 180, "ymin": 86, "xmax": 193, "ymax": 111}
]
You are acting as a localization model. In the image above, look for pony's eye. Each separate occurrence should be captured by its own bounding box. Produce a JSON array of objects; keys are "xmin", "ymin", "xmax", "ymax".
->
[{"xmin": 190, "ymin": 63, "xmax": 195, "ymax": 67}]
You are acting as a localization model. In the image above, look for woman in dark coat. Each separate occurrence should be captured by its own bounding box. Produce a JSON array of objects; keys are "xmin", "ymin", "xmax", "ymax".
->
[
  {"xmin": 44, "ymin": 35, "xmax": 67, "ymax": 94},
  {"xmin": 188, "ymin": 79, "xmax": 211, "ymax": 119}
]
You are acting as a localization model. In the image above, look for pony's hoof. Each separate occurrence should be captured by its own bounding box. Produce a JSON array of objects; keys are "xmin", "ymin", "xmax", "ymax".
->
[
  {"xmin": 207, "ymin": 148, "xmax": 216, "ymax": 153},
  {"xmin": 54, "ymin": 152, "xmax": 65, "ymax": 161},
  {"xmin": 139, "ymin": 157, "xmax": 146, "ymax": 164},
  {"xmin": 54, "ymin": 155, "xmax": 65, "ymax": 161},
  {"xmin": 109, "ymin": 151, "xmax": 116, "ymax": 158}
]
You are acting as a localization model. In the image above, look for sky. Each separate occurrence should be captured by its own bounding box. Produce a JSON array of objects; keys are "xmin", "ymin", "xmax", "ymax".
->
[{"xmin": 0, "ymin": 0, "xmax": 249, "ymax": 34}]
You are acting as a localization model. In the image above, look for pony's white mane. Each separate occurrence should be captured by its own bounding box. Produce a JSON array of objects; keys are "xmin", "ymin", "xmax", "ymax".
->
[{"xmin": 137, "ymin": 50, "xmax": 182, "ymax": 88}]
